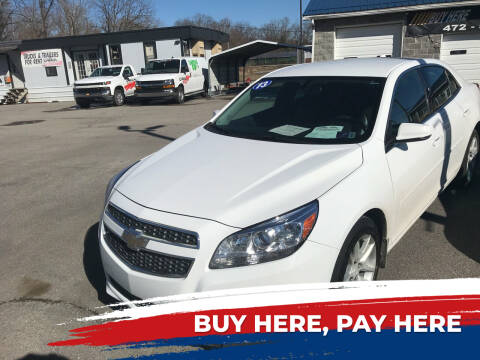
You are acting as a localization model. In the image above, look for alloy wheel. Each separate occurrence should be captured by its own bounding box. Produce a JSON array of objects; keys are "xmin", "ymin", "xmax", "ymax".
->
[
  {"xmin": 466, "ymin": 134, "xmax": 479, "ymax": 184},
  {"xmin": 343, "ymin": 234, "xmax": 377, "ymax": 281}
]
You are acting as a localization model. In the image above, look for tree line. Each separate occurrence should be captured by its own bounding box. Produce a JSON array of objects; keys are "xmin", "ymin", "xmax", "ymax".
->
[{"xmin": 0, "ymin": 1, "xmax": 311, "ymax": 48}]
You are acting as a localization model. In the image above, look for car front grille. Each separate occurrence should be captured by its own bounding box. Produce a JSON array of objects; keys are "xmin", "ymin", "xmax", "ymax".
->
[
  {"xmin": 107, "ymin": 204, "xmax": 198, "ymax": 248},
  {"xmin": 104, "ymin": 228, "xmax": 194, "ymax": 278},
  {"xmin": 75, "ymin": 87, "xmax": 108, "ymax": 94}
]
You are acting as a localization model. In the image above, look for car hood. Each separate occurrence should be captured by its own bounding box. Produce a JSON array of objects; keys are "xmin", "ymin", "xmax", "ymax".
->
[
  {"xmin": 136, "ymin": 74, "xmax": 178, "ymax": 82},
  {"xmin": 74, "ymin": 76, "xmax": 115, "ymax": 85},
  {"xmin": 116, "ymin": 127, "xmax": 363, "ymax": 228}
]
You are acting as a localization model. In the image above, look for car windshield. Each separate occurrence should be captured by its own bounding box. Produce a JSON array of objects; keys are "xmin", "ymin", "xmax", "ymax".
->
[
  {"xmin": 145, "ymin": 60, "xmax": 180, "ymax": 74},
  {"xmin": 205, "ymin": 77, "xmax": 386, "ymax": 144},
  {"xmin": 90, "ymin": 67, "xmax": 121, "ymax": 77}
]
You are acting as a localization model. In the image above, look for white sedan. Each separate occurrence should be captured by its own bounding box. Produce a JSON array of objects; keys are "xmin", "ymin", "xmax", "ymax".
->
[{"xmin": 100, "ymin": 58, "xmax": 479, "ymax": 301}]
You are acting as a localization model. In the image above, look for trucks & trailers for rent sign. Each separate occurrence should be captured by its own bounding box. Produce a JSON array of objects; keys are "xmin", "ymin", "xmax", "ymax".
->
[{"xmin": 21, "ymin": 49, "xmax": 63, "ymax": 68}]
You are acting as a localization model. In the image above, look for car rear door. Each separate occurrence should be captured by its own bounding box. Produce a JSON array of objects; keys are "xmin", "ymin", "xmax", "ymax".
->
[{"xmin": 385, "ymin": 68, "xmax": 446, "ymax": 243}]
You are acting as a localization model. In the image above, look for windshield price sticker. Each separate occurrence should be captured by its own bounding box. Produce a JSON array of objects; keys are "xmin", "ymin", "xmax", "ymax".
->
[
  {"xmin": 270, "ymin": 125, "xmax": 309, "ymax": 137},
  {"xmin": 253, "ymin": 80, "xmax": 272, "ymax": 90},
  {"xmin": 306, "ymin": 126, "xmax": 344, "ymax": 139}
]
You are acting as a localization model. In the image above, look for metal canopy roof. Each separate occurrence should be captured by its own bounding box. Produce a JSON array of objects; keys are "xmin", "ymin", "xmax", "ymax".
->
[
  {"xmin": 0, "ymin": 26, "xmax": 228, "ymax": 52},
  {"xmin": 0, "ymin": 40, "xmax": 21, "ymax": 54},
  {"xmin": 304, "ymin": 0, "xmax": 473, "ymax": 17},
  {"xmin": 210, "ymin": 40, "xmax": 309, "ymax": 65}
]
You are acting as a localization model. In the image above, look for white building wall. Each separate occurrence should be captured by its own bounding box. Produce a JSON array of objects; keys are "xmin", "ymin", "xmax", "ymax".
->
[
  {"xmin": 120, "ymin": 42, "xmax": 145, "ymax": 74},
  {"xmin": 156, "ymin": 39, "xmax": 182, "ymax": 59}
]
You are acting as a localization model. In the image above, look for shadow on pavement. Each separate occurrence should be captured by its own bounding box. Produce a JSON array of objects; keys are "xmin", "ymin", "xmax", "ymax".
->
[
  {"xmin": 17, "ymin": 354, "xmax": 69, "ymax": 360},
  {"xmin": 421, "ymin": 169, "xmax": 480, "ymax": 263},
  {"xmin": 83, "ymin": 222, "xmax": 117, "ymax": 305},
  {"xmin": 118, "ymin": 125, "xmax": 176, "ymax": 141}
]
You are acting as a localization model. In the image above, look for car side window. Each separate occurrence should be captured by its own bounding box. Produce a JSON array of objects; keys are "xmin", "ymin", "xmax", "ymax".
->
[
  {"xmin": 387, "ymin": 69, "xmax": 429, "ymax": 141},
  {"xmin": 420, "ymin": 66, "xmax": 451, "ymax": 112},
  {"xmin": 181, "ymin": 60, "xmax": 189, "ymax": 73},
  {"xmin": 123, "ymin": 67, "xmax": 133, "ymax": 78},
  {"xmin": 446, "ymin": 70, "xmax": 460, "ymax": 95}
]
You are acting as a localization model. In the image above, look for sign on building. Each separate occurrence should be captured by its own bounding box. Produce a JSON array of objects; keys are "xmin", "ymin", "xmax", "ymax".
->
[{"xmin": 21, "ymin": 49, "xmax": 63, "ymax": 68}]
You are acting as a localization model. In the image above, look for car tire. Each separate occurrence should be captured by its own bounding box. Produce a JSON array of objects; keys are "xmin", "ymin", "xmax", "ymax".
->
[
  {"xmin": 331, "ymin": 216, "xmax": 380, "ymax": 282},
  {"xmin": 76, "ymin": 99, "xmax": 90, "ymax": 109},
  {"xmin": 176, "ymin": 86, "xmax": 185, "ymax": 104},
  {"xmin": 113, "ymin": 88, "xmax": 125, "ymax": 106},
  {"xmin": 458, "ymin": 128, "xmax": 479, "ymax": 187}
]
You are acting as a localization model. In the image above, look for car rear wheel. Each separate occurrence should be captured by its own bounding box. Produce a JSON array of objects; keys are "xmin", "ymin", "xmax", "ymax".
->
[
  {"xmin": 113, "ymin": 88, "xmax": 125, "ymax": 106},
  {"xmin": 460, "ymin": 129, "xmax": 479, "ymax": 187},
  {"xmin": 331, "ymin": 217, "xmax": 380, "ymax": 282},
  {"xmin": 176, "ymin": 86, "xmax": 185, "ymax": 104}
]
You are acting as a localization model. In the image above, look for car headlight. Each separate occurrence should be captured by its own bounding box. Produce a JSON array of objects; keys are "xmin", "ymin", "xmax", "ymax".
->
[
  {"xmin": 209, "ymin": 201, "xmax": 318, "ymax": 269},
  {"xmin": 104, "ymin": 161, "xmax": 139, "ymax": 205}
]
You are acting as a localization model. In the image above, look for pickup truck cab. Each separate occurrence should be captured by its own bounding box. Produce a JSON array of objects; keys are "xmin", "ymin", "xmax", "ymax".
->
[
  {"xmin": 135, "ymin": 57, "xmax": 208, "ymax": 104},
  {"xmin": 73, "ymin": 65, "xmax": 137, "ymax": 108}
]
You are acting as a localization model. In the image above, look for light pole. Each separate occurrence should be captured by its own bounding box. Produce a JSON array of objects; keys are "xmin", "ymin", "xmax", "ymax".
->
[{"xmin": 298, "ymin": 0, "xmax": 303, "ymax": 64}]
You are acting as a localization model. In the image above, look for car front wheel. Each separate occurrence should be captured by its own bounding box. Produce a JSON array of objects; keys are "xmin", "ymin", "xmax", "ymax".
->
[
  {"xmin": 176, "ymin": 86, "xmax": 185, "ymax": 104},
  {"xmin": 331, "ymin": 217, "xmax": 380, "ymax": 282},
  {"xmin": 113, "ymin": 88, "xmax": 125, "ymax": 106}
]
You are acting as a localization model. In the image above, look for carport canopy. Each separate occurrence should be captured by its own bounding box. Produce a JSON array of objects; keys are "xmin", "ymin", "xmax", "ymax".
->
[{"xmin": 208, "ymin": 40, "xmax": 309, "ymax": 92}]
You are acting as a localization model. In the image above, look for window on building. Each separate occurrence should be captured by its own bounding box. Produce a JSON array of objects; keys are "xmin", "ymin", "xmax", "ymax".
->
[
  {"xmin": 109, "ymin": 45, "xmax": 123, "ymax": 65},
  {"xmin": 45, "ymin": 66, "xmax": 58, "ymax": 77},
  {"xmin": 144, "ymin": 42, "xmax": 157, "ymax": 63},
  {"xmin": 420, "ymin": 66, "xmax": 451, "ymax": 112}
]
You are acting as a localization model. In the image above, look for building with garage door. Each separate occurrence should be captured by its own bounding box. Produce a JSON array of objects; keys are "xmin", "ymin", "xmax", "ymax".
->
[
  {"xmin": 304, "ymin": 0, "xmax": 480, "ymax": 83},
  {"xmin": 0, "ymin": 26, "xmax": 228, "ymax": 103}
]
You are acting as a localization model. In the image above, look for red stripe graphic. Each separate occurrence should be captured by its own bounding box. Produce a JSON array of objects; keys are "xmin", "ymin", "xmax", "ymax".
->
[
  {"xmin": 49, "ymin": 295, "xmax": 480, "ymax": 347},
  {"xmin": 124, "ymin": 81, "xmax": 136, "ymax": 91}
]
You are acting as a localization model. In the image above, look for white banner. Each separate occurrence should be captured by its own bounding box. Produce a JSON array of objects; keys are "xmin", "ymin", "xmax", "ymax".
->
[{"xmin": 21, "ymin": 49, "xmax": 63, "ymax": 68}]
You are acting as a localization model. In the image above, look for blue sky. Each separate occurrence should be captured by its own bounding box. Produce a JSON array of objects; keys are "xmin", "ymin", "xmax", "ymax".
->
[{"xmin": 154, "ymin": 0, "xmax": 306, "ymax": 26}]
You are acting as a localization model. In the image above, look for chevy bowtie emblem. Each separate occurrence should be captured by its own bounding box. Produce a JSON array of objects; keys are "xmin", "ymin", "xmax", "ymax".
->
[{"xmin": 121, "ymin": 228, "xmax": 149, "ymax": 251}]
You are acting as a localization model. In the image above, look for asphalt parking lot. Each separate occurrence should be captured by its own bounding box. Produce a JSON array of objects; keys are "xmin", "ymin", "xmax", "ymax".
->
[{"xmin": 1, "ymin": 98, "xmax": 479, "ymax": 359}]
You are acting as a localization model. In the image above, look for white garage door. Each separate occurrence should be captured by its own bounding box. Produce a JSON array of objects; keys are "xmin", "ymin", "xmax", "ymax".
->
[
  {"xmin": 335, "ymin": 24, "xmax": 402, "ymax": 60},
  {"xmin": 441, "ymin": 33, "xmax": 480, "ymax": 83}
]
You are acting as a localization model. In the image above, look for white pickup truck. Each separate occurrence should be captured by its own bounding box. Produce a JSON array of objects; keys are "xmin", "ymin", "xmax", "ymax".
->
[
  {"xmin": 134, "ymin": 57, "xmax": 208, "ymax": 104},
  {"xmin": 73, "ymin": 65, "xmax": 137, "ymax": 108}
]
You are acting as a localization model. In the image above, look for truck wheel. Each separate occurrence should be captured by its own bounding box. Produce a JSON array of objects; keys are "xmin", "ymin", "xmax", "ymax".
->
[
  {"xmin": 176, "ymin": 86, "xmax": 185, "ymax": 104},
  {"xmin": 76, "ymin": 99, "xmax": 90, "ymax": 109},
  {"xmin": 331, "ymin": 217, "xmax": 380, "ymax": 282},
  {"xmin": 113, "ymin": 88, "xmax": 125, "ymax": 106},
  {"xmin": 459, "ymin": 129, "xmax": 479, "ymax": 187}
]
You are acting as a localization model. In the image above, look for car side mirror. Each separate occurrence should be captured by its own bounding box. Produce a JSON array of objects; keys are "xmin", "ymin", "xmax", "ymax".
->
[
  {"xmin": 396, "ymin": 123, "xmax": 433, "ymax": 143},
  {"xmin": 141, "ymin": 68, "xmax": 145, "ymax": 75}
]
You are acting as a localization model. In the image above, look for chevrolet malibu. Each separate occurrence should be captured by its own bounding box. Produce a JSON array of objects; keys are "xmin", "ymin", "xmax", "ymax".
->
[{"xmin": 100, "ymin": 58, "xmax": 479, "ymax": 301}]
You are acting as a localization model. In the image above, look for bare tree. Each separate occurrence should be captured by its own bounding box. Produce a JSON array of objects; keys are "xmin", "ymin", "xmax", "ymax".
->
[
  {"xmin": 11, "ymin": 0, "xmax": 56, "ymax": 39},
  {"xmin": 94, "ymin": 0, "xmax": 156, "ymax": 32},
  {"xmin": 54, "ymin": 0, "xmax": 96, "ymax": 36},
  {"xmin": 0, "ymin": 0, "xmax": 13, "ymax": 41}
]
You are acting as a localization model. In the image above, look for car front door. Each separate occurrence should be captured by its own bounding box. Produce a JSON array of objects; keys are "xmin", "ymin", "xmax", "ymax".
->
[
  {"xmin": 420, "ymin": 66, "xmax": 467, "ymax": 185},
  {"xmin": 180, "ymin": 59, "xmax": 194, "ymax": 94},
  {"xmin": 385, "ymin": 68, "xmax": 446, "ymax": 244},
  {"xmin": 122, "ymin": 66, "xmax": 136, "ymax": 96}
]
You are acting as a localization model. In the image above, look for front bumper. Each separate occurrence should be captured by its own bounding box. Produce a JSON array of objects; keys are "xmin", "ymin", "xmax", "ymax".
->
[
  {"xmin": 74, "ymin": 87, "xmax": 112, "ymax": 102},
  {"xmin": 134, "ymin": 89, "xmax": 176, "ymax": 99},
  {"xmin": 100, "ymin": 191, "xmax": 338, "ymax": 302}
]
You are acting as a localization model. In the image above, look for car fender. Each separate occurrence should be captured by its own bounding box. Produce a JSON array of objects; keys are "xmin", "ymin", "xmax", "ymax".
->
[{"xmin": 309, "ymin": 138, "xmax": 395, "ymax": 253}]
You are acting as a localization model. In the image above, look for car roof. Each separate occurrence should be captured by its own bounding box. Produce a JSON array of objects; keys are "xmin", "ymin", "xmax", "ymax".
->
[{"xmin": 269, "ymin": 58, "xmax": 430, "ymax": 78}]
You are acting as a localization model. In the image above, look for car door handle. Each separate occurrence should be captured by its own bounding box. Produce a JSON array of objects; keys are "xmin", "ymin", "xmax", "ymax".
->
[
  {"xmin": 464, "ymin": 108, "xmax": 471, "ymax": 117},
  {"xmin": 432, "ymin": 136, "xmax": 441, "ymax": 147}
]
